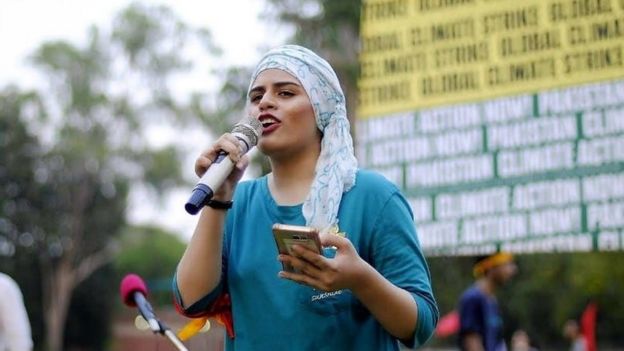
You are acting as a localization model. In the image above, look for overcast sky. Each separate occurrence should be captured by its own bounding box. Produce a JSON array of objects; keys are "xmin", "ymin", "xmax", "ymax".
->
[
  {"xmin": 0, "ymin": 0, "xmax": 290, "ymax": 241},
  {"xmin": 0, "ymin": 0, "xmax": 289, "ymax": 85}
]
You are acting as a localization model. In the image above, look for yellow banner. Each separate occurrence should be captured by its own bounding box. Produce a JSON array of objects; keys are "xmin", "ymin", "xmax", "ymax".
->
[{"xmin": 358, "ymin": 0, "xmax": 624, "ymax": 118}]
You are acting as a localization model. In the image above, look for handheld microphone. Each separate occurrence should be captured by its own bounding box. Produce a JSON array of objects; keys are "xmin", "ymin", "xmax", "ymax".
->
[
  {"xmin": 120, "ymin": 274, "xmax": 189, "ymax": 351},
  {"xmin": 120, "ymin": 274, "xmax": 160, "ymax": 332},
  {"xmin": 185, "ymin": 117, "xmax": 262, "ymax": 215}
]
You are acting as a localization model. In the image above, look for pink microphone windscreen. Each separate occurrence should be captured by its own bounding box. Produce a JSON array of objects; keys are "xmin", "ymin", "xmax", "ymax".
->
[{"xmin": 120, "ymin": 273, "xmax": 148, "ymax": 307}]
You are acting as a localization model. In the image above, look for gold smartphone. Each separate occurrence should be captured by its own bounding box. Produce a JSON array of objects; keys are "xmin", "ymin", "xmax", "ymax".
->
[{"xmin": 272, "ymin": 223, "xmax": 322, "ymax": 273}]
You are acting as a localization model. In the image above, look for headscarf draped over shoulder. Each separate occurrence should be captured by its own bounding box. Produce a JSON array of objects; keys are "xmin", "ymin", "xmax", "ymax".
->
[{"xmin": 248, "ymin": 44, "xmax": 358, "ymax": 233}]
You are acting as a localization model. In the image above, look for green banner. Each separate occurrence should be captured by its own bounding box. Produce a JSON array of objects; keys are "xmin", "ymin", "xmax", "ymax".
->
[{"xmin": 356, "ymin": 79, "xmax": 624, "ymax": 255}]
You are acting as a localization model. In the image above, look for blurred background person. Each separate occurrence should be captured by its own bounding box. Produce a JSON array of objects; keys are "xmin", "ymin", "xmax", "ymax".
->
[
  {"xmin": 510, "ymin": 329, "xmax": 538, "ymax": 351},
  {"xmin": 458, "ymin": 252, "xmax": 517, "ymax": 351},
  {"xmin": 0, "ymin": 272, "xmax": 33, "ymax": 351},
  {"xmin": 563, "ymin": 319, "xmax": 587, "ymax": 351}
]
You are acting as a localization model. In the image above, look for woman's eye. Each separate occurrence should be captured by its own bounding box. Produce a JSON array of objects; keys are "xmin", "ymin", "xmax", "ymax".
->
[
  {"xmin": 250, "ymin": 94, "xmax": 262, "ymax": 102},
  {"xmin": 279, "ymin": 91, "xmax": 294, "ymax": 97}
]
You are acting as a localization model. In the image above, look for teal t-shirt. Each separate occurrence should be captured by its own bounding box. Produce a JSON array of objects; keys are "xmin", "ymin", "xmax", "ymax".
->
[{"xmin": 174, "ymin": 170, "xmax": 438, "ymax": 350}]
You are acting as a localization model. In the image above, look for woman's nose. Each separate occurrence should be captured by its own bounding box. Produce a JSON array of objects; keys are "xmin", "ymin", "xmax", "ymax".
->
[{"xmin": 258, "ymin": 94, "xmax": 275, "ymax": 110}]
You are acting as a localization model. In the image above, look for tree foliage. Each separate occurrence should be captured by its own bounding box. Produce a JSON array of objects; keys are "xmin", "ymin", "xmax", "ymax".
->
[
  {"xmin": 114, "ymin": 225, "xmax": 187, "ymax": 306},
  {"xmin": 0, "ymin": 3, "xmax": 221, "ymax": 351},
  {"xmin": 0, "ymin": 88, "xmax": 48, "ymax": 348}
]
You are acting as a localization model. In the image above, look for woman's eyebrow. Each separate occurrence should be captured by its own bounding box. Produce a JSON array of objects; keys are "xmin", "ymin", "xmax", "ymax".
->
[
  {"xmin": 248, "ymin": 81, "xmax": 301, "ymax": 97},
  {"xmin": 273, "ymin": 81, "xmax": 300, "ymax": 88}
]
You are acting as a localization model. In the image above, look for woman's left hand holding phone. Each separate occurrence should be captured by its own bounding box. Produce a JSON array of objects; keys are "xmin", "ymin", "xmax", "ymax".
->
[{"xmin": 278, "ymin": 233, "xmax": 370, "ymax": 293}]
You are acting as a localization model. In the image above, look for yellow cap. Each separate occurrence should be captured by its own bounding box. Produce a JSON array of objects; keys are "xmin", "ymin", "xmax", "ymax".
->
[{"xmin": 473, "ymin": 252, "xmax": 514, "ymax": 277}]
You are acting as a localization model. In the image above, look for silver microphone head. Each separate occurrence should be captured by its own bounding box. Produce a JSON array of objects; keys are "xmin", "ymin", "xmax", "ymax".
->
[{"xmin": 232, "ymin": 117, "xmax": 262, "ymax": 153}]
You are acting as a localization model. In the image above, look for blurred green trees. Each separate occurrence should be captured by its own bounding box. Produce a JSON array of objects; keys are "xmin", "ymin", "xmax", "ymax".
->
[
  {"xmin": 0, "ymin": 3, "xmax": 221, "ymax": 351},
  {"xmin": 0, "ymin": 89, "xmax": 48, "ymax": 348},
  {"xmin": 114, "ymin": 225, "xmax": 186, "ymax": 306}
]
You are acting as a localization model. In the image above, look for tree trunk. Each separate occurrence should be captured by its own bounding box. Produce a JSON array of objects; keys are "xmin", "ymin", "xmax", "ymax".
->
[
  {"xmin": 42, "ymin": 259, "xmax": 75, "ymax": 351},
  {"xmin": 41, "ymin": 247, "xmax": 115, "ymax": 351}
]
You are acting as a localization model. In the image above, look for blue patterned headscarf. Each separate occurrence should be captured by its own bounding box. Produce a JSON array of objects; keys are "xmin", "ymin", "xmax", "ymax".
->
[{"xmin": 249, "ymin": 44, "xmax": 358, "ymax": 233}]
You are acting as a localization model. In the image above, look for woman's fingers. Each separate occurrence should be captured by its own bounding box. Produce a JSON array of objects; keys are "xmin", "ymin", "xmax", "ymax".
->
[
  {"xmin": 194, "ymin": 154, "xmax": 213, "ymax": 177},
  {"xmin": 279, "ymin": 253, "xmax": 321, "ymax": 275},
  {"xmin": 194, "ymin": 133, "xmax": 245, "ymax": 177},
  {"xmin": 279, "ymin": 237, "xmax": 367, "ymax": 292},
  {"xmin": 235, "ymin": 154, "xmax": 250, "ymax": 171},
  {"xmin": 224, "ymin": 155, "xmax": 250, "ymax": 186},
  {"xmin": 290, "ymin": 244, "xmax": 328, "ymax": 270},
  {"xmin": 278, "ymin": 270, "xmax": 319, "ymax": 289},
  {"xmin": 320, "ymin": 233, "xmax": 348, "ymax": 249},
  {"xmin": 218, "ymin": 134, "xmax": 244, "ymax": 161}
]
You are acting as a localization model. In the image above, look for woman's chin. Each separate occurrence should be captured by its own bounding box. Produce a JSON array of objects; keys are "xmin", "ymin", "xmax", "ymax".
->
[{"xmin": 257, "ymin": 142, "xmax": 278, "ymax": 156}]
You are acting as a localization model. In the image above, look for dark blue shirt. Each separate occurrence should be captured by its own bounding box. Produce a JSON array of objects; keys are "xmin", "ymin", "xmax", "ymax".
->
[{"xmin": 458, "ymin": 285, "xmax": 505, "ymax": 351}]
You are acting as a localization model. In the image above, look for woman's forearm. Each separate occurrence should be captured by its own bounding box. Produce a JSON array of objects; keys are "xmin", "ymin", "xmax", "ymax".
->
[
  {"xmin": 175, "ymin": 207, "xmax": 227, "ymax": 307},
  {"xmin": 351, "ymin": 263, "xmax": 419, "ymax": 341}
]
